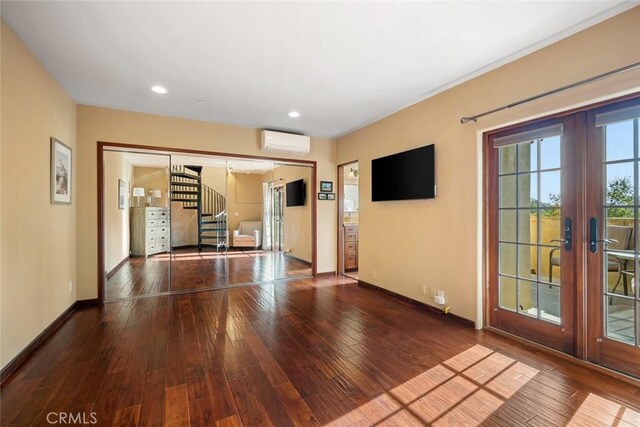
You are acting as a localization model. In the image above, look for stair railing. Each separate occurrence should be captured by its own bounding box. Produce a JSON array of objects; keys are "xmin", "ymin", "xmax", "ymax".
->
[{"xmin": 201, "ymin": 184, "xmax": 227, "ymax": 247}]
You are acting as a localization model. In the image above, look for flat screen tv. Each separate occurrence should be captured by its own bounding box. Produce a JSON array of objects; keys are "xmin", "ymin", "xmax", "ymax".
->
[
  {"xmin": 286, "ymin": 179, "xmax": 306, "ymax": 207},
  {"xmin": 372, "ymin": 144, "xmax": 435, "ymax": 201}
]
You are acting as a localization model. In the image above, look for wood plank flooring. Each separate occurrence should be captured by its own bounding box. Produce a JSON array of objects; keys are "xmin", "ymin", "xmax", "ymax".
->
[
  {"xmin": 3, "ymin": 276, "xmax": 640, "ymax": 426},
  {"xmin": 106, "ymin": 249, "xmax": 312, "ymax": 300}
]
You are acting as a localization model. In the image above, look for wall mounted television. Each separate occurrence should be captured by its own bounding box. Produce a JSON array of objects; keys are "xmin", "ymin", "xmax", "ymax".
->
[
  {"xmin": 286, "ymin": 179, "xmax": 306, "ymax": 207},
  {"xmin": 371, "ymin": 144, "xmax": 435, "ymax": 201}
]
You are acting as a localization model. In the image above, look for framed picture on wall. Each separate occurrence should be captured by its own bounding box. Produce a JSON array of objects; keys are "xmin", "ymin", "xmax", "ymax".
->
[
  {"xmin": 318, "ymin": 192, "xmax": 328, "ymax": 200},
  {"xmin": 320, "ymin": 181, "xmax": 333, "ymax": 192},
  {"xmin": 50, "ymin": 137, "xmax": 72, "ymax": 204},
  {"xmin": 327, "ymin": 193, "xmax": 336, "ymax": 200},
  {"xmin": 118, "ymin": 179, "xmax": 126, "ymax": 210}
]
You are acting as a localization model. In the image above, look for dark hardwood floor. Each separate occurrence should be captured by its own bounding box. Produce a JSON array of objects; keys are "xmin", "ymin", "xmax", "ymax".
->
[
  {"xmin": 106, "ymin": 249, "xmax": 312, "ymax": 300},
  {"xmin": 3, "ymin": 277, "xmax": 640, "ymax": 426}
]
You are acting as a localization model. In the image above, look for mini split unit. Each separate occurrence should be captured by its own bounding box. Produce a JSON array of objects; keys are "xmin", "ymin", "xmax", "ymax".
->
[{"xmin": 261, "ymin": 130, "xmax": 310, "ymax": 154}]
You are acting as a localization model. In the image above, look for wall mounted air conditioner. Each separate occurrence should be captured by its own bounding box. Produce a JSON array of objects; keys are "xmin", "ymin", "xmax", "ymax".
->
[{"xmin": 261, "ymin": 130, "xmax": 310, "ymax": 154}]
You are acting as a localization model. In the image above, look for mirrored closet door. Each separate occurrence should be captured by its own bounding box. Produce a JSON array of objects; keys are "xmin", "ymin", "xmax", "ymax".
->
[
  {"xmin": 270, "ymin": 163, "xmax": 314, "ymax": 280},
  {"xmin": 169, "ymin": 154, "xmax": 228, "ymax": 292},
  {"xmin": 226, "ymin": 158, "xmax": 275, "ymax": 285},
  {"xmin": 103, "ymin": 145, "xmax": 315, "ymax": 300},
  {"xmin": 103, "ymin": 150, "xmax": 171, "ymax": 301}
]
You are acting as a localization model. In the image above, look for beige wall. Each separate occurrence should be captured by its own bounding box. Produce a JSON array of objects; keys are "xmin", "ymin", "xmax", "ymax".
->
[
  {"xmin": 1, "ymin": 21, "xmax": 77, "ymax": 368},
  {"xmin": 201, "ymin": 166, "xmax": 227, "ymax": 196},
  {"xmin": 170, "ymin": 206, "xmax": 198, "ymax": 247},
  {"xmin": 133, "ymin": 167, "xmax": 170, "ymax": 208},
  {"xmin": 336, "ymin": 7, "xmax": 640, "ymax": 325},
  {"xmin": 104, "ymin": 151, "xmax": 132, "ymax": 273},
  {"xmin": 77, "ymin": 106, "xmax": 336, "ymax": 298}
]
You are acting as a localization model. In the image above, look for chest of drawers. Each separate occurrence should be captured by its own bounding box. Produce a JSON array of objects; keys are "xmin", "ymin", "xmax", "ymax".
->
[
  {"xmin": 130, "ymin": 207, "xmax": 170, "ymax": 256},
  {"xmin": 344, "ymin": 224, "xmax": 358, "ymax": 270}
]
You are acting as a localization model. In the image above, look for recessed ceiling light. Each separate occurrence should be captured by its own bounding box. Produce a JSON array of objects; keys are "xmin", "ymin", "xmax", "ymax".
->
[
  {"xmin": 196, "ymin": 99, "xmax": 207, "ymax": 104},
  {"xmin": 151, "ymin": 85, "xmax": 168, "ymax": 94},
  {"xmin": 288, "ymin": 111, "xmax": 300, "ymax": 118}
]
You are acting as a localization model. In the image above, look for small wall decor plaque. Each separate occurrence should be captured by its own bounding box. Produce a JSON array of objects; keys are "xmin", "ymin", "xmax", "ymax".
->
[{"xmin": 320, "ymin": 181, "xmax": 333, "ymax": 192}]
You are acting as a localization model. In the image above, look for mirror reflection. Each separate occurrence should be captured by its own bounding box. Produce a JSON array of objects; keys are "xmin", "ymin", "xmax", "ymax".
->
[{"xmin": 104, "ymin": 150, "xmax": 171, "ymax": 300}]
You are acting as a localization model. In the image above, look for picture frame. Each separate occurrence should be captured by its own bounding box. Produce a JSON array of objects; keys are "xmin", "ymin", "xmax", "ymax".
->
[
  {"xmin": 318, "ymin": 192, "xmax": 328, "ymax": 200},
  {"xmin": 51, "ymin": 137, "xmax": 72, "ymax": 204},
  {"xmin": 118, "ymin": 179, "xmax": 126, "ymax": 210},
  {"xmin": 320, "ymin": 181, "xmax": 333, "ymax": 192},
  {"xmin": 327, "ymin": 193, "xmax": 336, "ymax": 200}
]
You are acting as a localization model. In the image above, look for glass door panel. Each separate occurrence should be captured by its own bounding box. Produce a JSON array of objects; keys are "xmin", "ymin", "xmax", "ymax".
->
[
  {"xmin": 169, "ymin": 155, "xmax": 228, "ymax": 291},
  {"xmin": 498, "ymin": 136, "xmax": 562, "ymax": 322},
  {"xmin": 490, "ymin": 117, "xmax": 576, "ymax": 353},
  {"xmin": 586, "ymin": 100, "xmax": 640, "ymax": 377},
  {"xmin": 272, "ymin": 163, "xmax": 314, "ymax": 280},
  {"xmin": 103, "ymin": 150, "xmax": 171, "ymax": 300},
  {"xmin": 226, "ymin": 158, "xmax": 274, "ymax": 285}
]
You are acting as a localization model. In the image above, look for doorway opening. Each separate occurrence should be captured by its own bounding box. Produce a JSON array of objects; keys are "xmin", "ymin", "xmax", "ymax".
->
[{"xmin": 338, "ymin": 161, "xmax": 359, "ymax": 280}]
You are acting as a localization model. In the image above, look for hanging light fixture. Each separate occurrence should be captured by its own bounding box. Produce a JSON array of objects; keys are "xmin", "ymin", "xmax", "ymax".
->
[{"xmin": 348, "ymin": 168, "xmax": 359, "ymax": 178}]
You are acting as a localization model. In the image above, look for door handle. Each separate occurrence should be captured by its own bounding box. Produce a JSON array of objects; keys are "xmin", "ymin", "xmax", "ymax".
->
[
  {"xmin": 589, "ymin": 217, "xmax": 618, "ymax": 253},
  {"xmin": 551, "ymin": 218, "xmax": 572, "ymax": 251}
]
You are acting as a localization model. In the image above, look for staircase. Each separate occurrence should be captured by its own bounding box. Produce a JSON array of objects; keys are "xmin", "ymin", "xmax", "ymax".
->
[{"xmin": 170, "ymin": 165, "xmax": 227, "ymax": 250}]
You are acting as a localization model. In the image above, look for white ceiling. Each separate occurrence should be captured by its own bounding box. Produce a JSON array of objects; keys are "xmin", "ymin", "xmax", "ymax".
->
[{"xmin": 2, "ymin": 1, "xmax": 636, "ymax": 138}]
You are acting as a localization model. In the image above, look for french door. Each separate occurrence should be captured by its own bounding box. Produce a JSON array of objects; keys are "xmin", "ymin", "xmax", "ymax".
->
[
  {"xmin": 487, "ymin": 116, "xmax": 578, "ymax": 354},
  {"xmin": 487, "ymin": 95, "xmax": 640, "ymax": 377},
  {"xmin": 586, "ymin": 98, "xmax": 640, "ymax": 377}
]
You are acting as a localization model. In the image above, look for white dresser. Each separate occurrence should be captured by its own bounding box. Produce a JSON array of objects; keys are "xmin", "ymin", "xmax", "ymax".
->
[{"xmin": 130, "ymin": 207, "xmax": 170, "ymax": 256}]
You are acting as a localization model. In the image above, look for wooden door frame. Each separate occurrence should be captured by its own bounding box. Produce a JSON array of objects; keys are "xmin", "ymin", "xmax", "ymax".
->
[
  {"xmin": 336, "ymin": 160, "xmax": 358, "ymax": 277},
  {"xmin": 483, "ymin": 91, "xmax": 640, "ymax": 359},
  {"xmin": 98, "ymin": 141, "xmax": 318, "ymax": 303}
]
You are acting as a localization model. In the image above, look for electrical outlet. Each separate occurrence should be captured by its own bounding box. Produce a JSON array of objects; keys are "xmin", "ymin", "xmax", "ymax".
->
[
  {"xmin": 420, "ymin": 285, "xmax": 427, "ymax": 295},
  {"xmin": 430, "ymin": 287, "xmax": 437, "ymax": 297},
  {"xmin": 373, "ymin": 270, "xmax": 378, "ymax": 280},
  {"xmin": 68, "ymin": 281, "xmax": 73, "ymax": 292}
]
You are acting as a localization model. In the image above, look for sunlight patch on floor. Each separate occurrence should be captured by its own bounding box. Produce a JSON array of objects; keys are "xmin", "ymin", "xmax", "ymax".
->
[
  {"xmin": 324, "ymin": 344, "xmax": 539, "ymax": 426},
  {"xmin": 567, "ymin": 393, "xmax": 640, "ymax": 426}
]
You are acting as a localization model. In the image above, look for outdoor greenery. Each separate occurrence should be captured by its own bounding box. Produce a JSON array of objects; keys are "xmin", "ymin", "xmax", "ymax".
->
[
  {"xmin": 530, "ymin": 176, "xmax": 634, "ymax": 217},
  {"xmin": 607, "ymin": 176, "xmax": 634, "ymax": 218}
]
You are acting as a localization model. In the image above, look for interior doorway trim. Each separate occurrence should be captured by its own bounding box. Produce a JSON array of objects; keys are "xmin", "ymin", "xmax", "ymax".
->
[
  {"xmin": 337, "ymin": 160, "xmax": 358, "ymax": 277},
  {"xmin": 97, "ymin": 141, "xmax": 318, "ymax": 303}
]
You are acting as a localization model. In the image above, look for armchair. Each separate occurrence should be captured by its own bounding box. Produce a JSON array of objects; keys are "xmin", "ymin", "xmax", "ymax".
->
[
  {"xmin": 233, "ymin": 221, "xmax": 262, "ymax": 249},
  {"xmin": 549, "ymin": 225, "xmax": 633, "ymax": 289}
]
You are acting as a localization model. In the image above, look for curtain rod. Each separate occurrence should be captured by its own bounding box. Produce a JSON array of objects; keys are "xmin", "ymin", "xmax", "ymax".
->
[{"xmin": 460, "ymin": 61, "xmax": 640, "ymax": 124}]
